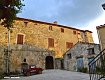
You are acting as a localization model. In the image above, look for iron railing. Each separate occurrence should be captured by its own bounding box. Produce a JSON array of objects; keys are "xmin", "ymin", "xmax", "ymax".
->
[{"xmin": 88, "ymin": 49, "xmax": 105, "ymax": 80}]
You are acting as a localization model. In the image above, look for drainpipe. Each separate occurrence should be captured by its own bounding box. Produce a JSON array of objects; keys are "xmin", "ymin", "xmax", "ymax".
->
[{"xmin": 6, "ymin": 29, "xmax": 11, "ymax": 75}]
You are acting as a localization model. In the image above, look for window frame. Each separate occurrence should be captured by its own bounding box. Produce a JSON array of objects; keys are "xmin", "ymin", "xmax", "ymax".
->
[
  {"xmin": 49, "ymin": 25, "xmax": 53, "ymax": 31},
  {"xmin": 67, "ymin": 53, "xmax": 72, "ymax": 59},
  {"xmin": 73, "ymin": 31, "xmax": 76, "ymax": 35},
  {"xmin": 48, "ymin": 38, "xmax": 54, "ymax": 48},
  {"xmin": 87, "ymin": 48, "xmax": 95, "ymax": 55},
  {"xmin": 61, "ymin": 28, "xmax": 64, "ymax": 33},
  {"xmin": 17, "ymin": 34, "xmax": 25, "ymax": 45},
  {"xmin": 24, "ymin": 22, "xmax": 28, "ymax": 27},
  {"xmin": 66, "ymin": 42, "xmax": 73, "ymax": 49}
]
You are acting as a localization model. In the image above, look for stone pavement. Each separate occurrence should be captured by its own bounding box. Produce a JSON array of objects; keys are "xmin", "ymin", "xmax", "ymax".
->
[{"xmin": 2, "ymin": 70, "xmax": 90, "ymax": 80}]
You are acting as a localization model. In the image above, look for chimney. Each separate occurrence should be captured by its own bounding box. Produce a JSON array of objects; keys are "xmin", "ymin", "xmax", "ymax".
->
[{"xmin": 53, "ymin": 21, "xmax": 58, "ymax": 24}]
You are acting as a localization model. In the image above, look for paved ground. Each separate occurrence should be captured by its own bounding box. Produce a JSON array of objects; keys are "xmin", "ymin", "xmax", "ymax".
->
[{"xmin": 2, "ymin": 70, "xmax": 90, "ymax": 80}]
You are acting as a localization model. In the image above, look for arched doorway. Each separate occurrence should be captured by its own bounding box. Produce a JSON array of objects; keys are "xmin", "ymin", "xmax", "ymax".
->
[{"xmin": 45, "ymin": 56, "xmax": 54, "ymax": 69}]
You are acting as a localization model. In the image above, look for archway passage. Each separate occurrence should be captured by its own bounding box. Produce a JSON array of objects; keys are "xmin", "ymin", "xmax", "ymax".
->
[{"xmin": 45, "ymin": 56, "xmax": 54, "ymax": 69}]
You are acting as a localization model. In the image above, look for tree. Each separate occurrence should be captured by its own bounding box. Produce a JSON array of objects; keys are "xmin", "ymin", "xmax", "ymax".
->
[
  {"xmin": 0, "ymin": 0, "xmax": 24, "ymax": 30},
  {"xmin": 0, "ymin": 0, "xmax": 24, "ymax": 75}
]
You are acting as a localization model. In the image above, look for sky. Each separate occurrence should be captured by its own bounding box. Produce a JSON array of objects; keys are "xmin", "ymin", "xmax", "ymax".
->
[{"xmin": 18, "ymin": 0, "xmax": 105, "ymax": 44}]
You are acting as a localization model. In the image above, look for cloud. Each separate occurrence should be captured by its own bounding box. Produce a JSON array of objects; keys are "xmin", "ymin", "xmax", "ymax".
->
[
  {"xmin": 18, "ymin": 0, "xmax": 105, "ymax": 43},
  {"xmin": 18, "ymin": 0, "xmax": 105, "ymax": 27},
  {"xmin": 55, "ymin": 0, "xmax": 105, "ymax": 27},
  {"xmin": 81, "ymin": 12, "xmax": 105, "ymax": 44}
]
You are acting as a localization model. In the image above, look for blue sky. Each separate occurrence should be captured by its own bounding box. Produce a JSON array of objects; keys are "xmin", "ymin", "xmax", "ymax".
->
[{"xmin": 18, "ymin": 0, "xmax": 105, "ymax": 43}]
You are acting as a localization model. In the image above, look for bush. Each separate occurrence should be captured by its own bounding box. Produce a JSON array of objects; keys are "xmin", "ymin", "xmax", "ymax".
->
[
  {"xmin": 77, "ymin": 67, "xmax": 88, "ymax": 73},
  {"xmin": 0, "ymin": 73, "xmax": 4, "ymax": 79},
  {"xmin": 10, "ymin": 70, "xmax": 20, "ymax": 75},
  {"xmin": 96, "ymin": 66, "xmax": 105, "ymax": 75}
]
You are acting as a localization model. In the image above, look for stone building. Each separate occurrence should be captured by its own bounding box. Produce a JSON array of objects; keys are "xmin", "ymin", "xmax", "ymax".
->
[
  {"xmin": 0, "ymin": 44, "xmax": 55, "ymax": 73},
  {"xmin": 63, "ymin": 42, "xmax": 100, "ymax": 71},
  {"xmin": 0, "ymin": 17, "xmax": 94, "ymax": 73},
  {"xmin": 0, "ymin": 17, "xmax": 94, "ymax": 58},
  {"xmin": 97, "ymin": 25, "xmax": 105, "ymax": 50}
]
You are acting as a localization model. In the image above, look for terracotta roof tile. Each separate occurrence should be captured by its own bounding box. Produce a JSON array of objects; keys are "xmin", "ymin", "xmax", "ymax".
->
[{"xmin": 17, "ymin": 17, "xmax": 92, "ymax": 33}]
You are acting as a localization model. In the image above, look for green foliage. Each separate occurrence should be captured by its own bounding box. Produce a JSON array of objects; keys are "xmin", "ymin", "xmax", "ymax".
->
[
  {"xmin": 96, "ymin": 66, "xmax": 105, "ymax": 75},
  {"xmin": 10, "ymin": 70, "xmax": 20, "ymax": 75},
  {"xmin": 96, "ymin": 66, "xmax": 102, "ymax": 73},
  {"xmin": 77, "ymin": 67, "xmax": 88, "ymax": 73},
  {"xmin": 0, "ymin": 0, "xmax": 24, "ymax": 29},
  {"xmin": 0, "ymin": 75, "xmax": 3, "ymax": 79},
  {"xmin": 0, "ymin": 72, "xmax": 4, "ymax": 79}
]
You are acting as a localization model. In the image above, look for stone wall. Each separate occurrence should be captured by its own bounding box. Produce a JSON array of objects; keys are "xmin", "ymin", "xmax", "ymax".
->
[
  {"xmin": 63, "ymin": 42, "xmax": 100, "ymax": 71},
  {"xmin": 55, "ymin": 58, "xmax": 64, "ymax": 69},
  {"xmin": 0, "ymin": 18, "xmax": 94, "ymax": 58},
  {"xmin": 97, "ymin": 25, "xmax": 105, "ymax": 50},
  {"xmin": 0, "ymin": 44, "xmax": 55, "ymax": 73}
]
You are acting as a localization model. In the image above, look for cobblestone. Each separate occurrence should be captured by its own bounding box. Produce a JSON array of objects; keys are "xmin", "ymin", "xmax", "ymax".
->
[{"xmin": 2, "ymin": 70, "xmax": 90, "ymax": 80}]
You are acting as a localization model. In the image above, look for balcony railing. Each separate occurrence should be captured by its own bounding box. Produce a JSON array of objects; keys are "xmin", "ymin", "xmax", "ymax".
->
[{"xmin": 88, "ymin": 49, "xmax": 105, "ymax": 80}]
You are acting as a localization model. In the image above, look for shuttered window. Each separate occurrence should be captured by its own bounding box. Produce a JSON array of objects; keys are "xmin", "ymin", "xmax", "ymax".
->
[
  {"xmin": 73, "ymin": 31, "xmax": 76, "ymax": 35},
  {"xmin": 49, "ymin": 26, "xmax": 53, "ymax": 30},
  {"xmin": 88, "ymin": 48, "xmax": 95, "ymax": 55},
  {"xmin": 48, "ymin": 38, "xmax": 54, "ymax": 47},
  {"xmin": 24, "ymin": 22, "xmax": 28, "ymax": 27},
  {"xmin": 66, "ymin": 42, "xmax": 73, "ymax": 49},
  {"xmin": 17, "ymin": 34, "xmax": 24, "ymax": 44},
  {"xmin": 61, "ymin": 28, "xmax": 64, "ymax": 33}
]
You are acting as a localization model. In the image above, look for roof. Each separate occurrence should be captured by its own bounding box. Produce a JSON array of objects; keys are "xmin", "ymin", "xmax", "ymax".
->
[
  {"xmin": 17, "ymin": 17, "xmax": 92, "ymax": 33},
  {"xmin": 63, "ymin": 41, "xmax": 99, "ymax": 57},
  {"xmin": 78, "ymin": 41, "xmax": 99, "ymax": 45},
  {"xmin": 70, "ymin": 41, "xmax": 99, "ymax": 52},
  {"xmin": 96, "ymin": 24, "xmax": 105, "ymax": 29}
]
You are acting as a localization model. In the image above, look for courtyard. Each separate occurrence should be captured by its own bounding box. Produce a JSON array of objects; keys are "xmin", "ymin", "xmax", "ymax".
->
[{"xmin": 3, "ymin": 70, "xmax": 90, "ymax": 80}]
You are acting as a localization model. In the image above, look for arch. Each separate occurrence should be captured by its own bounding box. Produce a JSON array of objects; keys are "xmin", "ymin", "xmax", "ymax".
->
[{"xmin": 45, "ymin": 56, "xmax": 54, "ymax": 69}]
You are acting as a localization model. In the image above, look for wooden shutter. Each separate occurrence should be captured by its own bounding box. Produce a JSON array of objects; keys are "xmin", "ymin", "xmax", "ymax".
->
[
  {"xmin": 48, "ymin": 38, "xmax": 54, "ymax": 47},
  {"xmin": 17, "ymin": 34, "xmax": 24, "ymax": 44},
  {"xmin": 61, "ymin": 28, "xmax": 64, "ymax": 33},
  {"xmin": 73, "ymin": 31, "xmax": 76, "ymax": 35},
  {"xmin": 66, "ymin": 42, "xmax": 73, "ymax": 49},
  {"xmin": 49, "ymin": 26, "xmax": 52, "ymax": 30}
]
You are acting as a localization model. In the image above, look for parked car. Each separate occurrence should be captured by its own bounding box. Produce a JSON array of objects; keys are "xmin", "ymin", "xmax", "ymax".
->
[{"xmin": 21, "ymin": 63, "xmax": 43, "ymax": 76}]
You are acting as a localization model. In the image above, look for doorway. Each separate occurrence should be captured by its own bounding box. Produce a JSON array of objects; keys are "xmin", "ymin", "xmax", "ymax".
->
[{"xmin": 45, "ymin": 56, "xmax": 54, "ymax": 69}]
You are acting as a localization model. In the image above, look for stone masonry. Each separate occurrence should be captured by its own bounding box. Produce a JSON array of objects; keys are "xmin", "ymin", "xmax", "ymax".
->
[
  {"xmin": 0, "ymin": 18, "xmax": 94, "ymax": 58},
  {"xmin": 0, "ymin": 17, "xmax": 94, "ymax": 73},
  {"xmin": 97, "ymin": 25, "xmax": 105, "ymax": 50},
  {"xmin": 63, "ymin": 42, "xmax": 100, "ymax": 71},
  {"xmin": 0, "ymin": 44, "xmax": 55, "ymax": 73}
]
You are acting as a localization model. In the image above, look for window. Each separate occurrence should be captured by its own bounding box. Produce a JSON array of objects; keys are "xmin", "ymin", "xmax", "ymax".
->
[
  {"xmin": 24, "ymin": 58, "xmax": 26, "ymax": 62},
  {"xmin": 48, "ymin": 38, "xmax": 54, "ymax": 47},
  {"xmin": 66, "ymin": 42, "xmax": 73, "ymax": 49},
  {"xmin": 73, "ymin": 31, "xmax": 76, "ymax": 35},
  {"xmin": 49, "ymin": 26, "xmax": 53, "ymax": 30},
  {"xmin": 67, "ymin": 53, "xmax": 71, "ymax": 59},
  {"xmin": 24, "ymin": 22, "xmax": 28, "ymax": 27},
  {"xmin": 78, "ymin": 33, "xmax": 80, "ymax": 35},
  {"xmin": 61, "ymin": 28, "xmax": 64, "ymax": 33},
  {"xmin": 17, "ymin": 34, "xmax": 24, "ymax": 44},
  {"xmin": 88, "ymin": 48, "xmax": 95, "ymax": 55}
]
